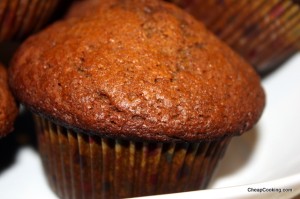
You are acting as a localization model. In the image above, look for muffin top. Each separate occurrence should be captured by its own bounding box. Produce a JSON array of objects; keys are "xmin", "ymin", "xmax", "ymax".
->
[
  {"xmin": 0, "ymin": 64, "xmax": 18, "ymax": 137},
  {"xmin": 10, "ymin": 0, "xmax": 265, "ymax": 142}
]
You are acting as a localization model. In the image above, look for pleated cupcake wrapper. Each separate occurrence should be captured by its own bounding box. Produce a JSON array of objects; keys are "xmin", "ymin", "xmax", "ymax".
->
[
  {"xmin": 0, "ymin": 0, "xmax": 59, "ymax": 42},
  {"xmin": 34, "ymin": 115, "xmax": 231, "ymax": 199},
  {"xmin": 173, "ymin": 0, "xmax": 300, "ymax": 75}
]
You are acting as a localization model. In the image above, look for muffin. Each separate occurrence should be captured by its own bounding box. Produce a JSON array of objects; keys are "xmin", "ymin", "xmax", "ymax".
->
[
  {"xmin": 170, "ymin": 0, "xmax": 300, "ymax": 76},
  {"xmin": 0, "ymin": 0, "xmax": 65, "ymax": 42},
  {"xmin": 9, "ymin": 0, "xmax": 265, "ymax": 198},
  {"xmin": 0, "ymin": 64, "xmax": 18, "ymax": 137},
  {"xmin": 65, "ymin": 0, "xmax": 101, "ymax": 18}
]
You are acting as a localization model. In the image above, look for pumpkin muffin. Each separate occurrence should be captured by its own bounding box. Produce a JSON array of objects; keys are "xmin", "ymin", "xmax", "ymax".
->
[
  {"xmin": 9, "ymin": 0, "xmax": 265, "ymax": 198},
  {"xmin": 0, "ymin": 64, "xmax": 17, "ymax": 137},
  {"xmin": 170, "ymin": 0, "xmax": 300, "ymax": 76}
]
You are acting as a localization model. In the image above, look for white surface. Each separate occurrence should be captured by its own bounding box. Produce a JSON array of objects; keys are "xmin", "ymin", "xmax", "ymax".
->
[{"xmin": 1, "ymin": 54, "xmax": 300, "ymax": 198}]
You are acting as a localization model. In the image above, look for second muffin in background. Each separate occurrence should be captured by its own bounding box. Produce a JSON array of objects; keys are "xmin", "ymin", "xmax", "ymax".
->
[
  {"xmin": 0, "ymin": 64, "xmax": 18, "ymax": 137},
  {"xmin": 169, "ymin": 0, "xmax": 300, "ymax": 76},
  {"xmin": 0, "ymin": 0, "xmax": 71, "ymax": 42},
  {"xmin": 9, "ymin": 0, "xmax": 265, "ymax": 198}
]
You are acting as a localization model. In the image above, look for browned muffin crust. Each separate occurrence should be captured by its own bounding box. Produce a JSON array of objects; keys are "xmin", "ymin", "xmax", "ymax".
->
[
  {"xmin": 10, "ymin": 0, "xmax": 265, "ymax": 142},
  {"xmin": 0, "ymin": 64, "xmax": 18, "ymax": 137}
]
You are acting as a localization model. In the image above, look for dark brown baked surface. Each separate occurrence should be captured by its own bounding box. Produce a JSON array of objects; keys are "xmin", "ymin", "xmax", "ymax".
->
[
  {"xmin": 10, "ymin": 0, "xmax": 265, "ymax": 142},
  {"xmin": 0, "ymin": 64, "xmax": 18, "ymax": 137},
  {"xmin": 65, "ymin": 0, "xmax": 101, "ymax": 19}
]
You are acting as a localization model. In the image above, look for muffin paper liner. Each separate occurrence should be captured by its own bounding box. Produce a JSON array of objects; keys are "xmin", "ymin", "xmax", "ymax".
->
[
  {"xmin": 0, "ymin": 0, "xmax": 59, "ymax": 42},
  {"xmin": 34, "ymin": 115, "xmax": 231, "ymax": 199},
  {"xmin": 171, "ymin": 0, "xmax": 300, "ymax": 75},
  {"xmin": 33, "ymin": 0, "xmax": 59, "ymax": 33},
  {"xmin": 17, "ymin": 0, "xmax": 41, "ymax": 38},
  {"xmin": 0, "ymin": 0, "xmax": 19, "ymax": 41},
  {"xmin": 10, "ymin": 0, "xmax": 29, "ymax": 39}
]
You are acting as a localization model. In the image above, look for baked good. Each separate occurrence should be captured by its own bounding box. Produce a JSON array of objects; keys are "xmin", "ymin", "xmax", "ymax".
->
[
  {"xmin": 0, "ymin": 0, "xmax": 63, "ymax": 42},
  {"xmin": 65, "ymin": 0, "xmax": 101, "ymax": 18},
  {"xmin": 170, "ymin": 0, "xmax": 300, "ymax": 76},
  {"xmin": 0, "ymin": 64, "xmax": 18, "ymax": 137},
  {"xmin": 9, "ymin": 0, "xmax": 265, "ymax": 198}
]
